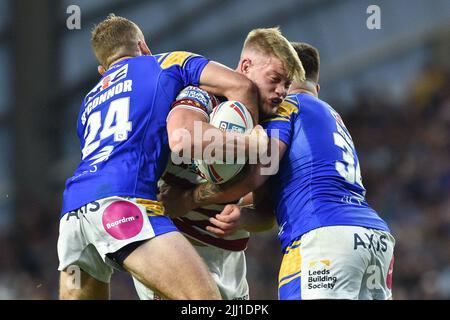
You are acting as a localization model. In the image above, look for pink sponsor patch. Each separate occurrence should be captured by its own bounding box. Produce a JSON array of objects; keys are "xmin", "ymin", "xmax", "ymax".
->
[{"xmin": 102, "ymin": 201, "xmax": 144, "ymax": 240}]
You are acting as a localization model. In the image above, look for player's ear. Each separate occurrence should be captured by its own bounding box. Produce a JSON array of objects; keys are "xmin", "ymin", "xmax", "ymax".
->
[
  {"xmin": 316, "ymin": 83, "xmax": 320, "ymax": 93},
  {"xmin": 138, "ymin": 40, "xmax": 151, "ymax": 56},
  {"xmin": 240, "ymin": 58, "xmax": 252, "ymax": 75},
  {"xmin": 98, "ymin": 65, "xmax": 106, "ymax": 76}
]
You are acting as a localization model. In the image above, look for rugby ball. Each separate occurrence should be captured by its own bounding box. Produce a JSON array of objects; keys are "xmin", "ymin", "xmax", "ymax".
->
[{"xmin": 196, "ymin": 101, "xmax": 254, "ymax": 184}]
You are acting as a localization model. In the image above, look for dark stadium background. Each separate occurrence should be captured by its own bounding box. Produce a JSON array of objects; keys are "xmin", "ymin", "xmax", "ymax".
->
[{"xmin": 0, "ymin": 0, "xmax": 449, "ymax": 299}]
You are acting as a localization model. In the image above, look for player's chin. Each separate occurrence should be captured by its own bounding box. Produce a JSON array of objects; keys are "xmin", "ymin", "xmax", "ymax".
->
[{"xmin": 262, "ymin": 103, "xmax": 278, "ymax": 117}]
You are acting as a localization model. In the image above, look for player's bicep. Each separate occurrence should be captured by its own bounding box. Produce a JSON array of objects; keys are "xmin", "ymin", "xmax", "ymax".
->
[
  {"xmin": 167, "ymin": 101, "xmax": 209, "ymax": 123},
  {"xmin": 166, "ymin": 108, "xmax": 207, "ymax": 153},
  {"xmin": 167, "ymin": 107, "xmax": 208, "ymax": 126},
  {"xmin": 198, "ymin": 61, "xmax": 237, "ymax": 93}
]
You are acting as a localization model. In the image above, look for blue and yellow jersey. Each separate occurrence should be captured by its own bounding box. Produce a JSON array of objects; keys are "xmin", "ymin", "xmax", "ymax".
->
[
  {"xmin": 262, "ymin": 93, "xmax": 389, "ymax": 251},
  {"xmin": 61, "ymin": 52, "xmax": 209, "ymax": 215}
]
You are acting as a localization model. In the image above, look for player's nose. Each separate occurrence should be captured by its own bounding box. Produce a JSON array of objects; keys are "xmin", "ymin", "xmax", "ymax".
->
[{"xmin": 275, "ymin": 83, "xmax": 288, "ymax": 99}]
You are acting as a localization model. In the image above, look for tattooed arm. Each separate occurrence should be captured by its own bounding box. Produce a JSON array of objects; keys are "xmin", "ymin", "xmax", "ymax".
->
[
  {"xmin": 191, "ymin": 137, "xmax": 288, "ymax": 207},
  {"xmin": 159, "ymin": 163, "xmax": 258, "ymax": 217},
  {"xmin": 159, "ymin": 137, "xmax": 287, "ymax": 217}
]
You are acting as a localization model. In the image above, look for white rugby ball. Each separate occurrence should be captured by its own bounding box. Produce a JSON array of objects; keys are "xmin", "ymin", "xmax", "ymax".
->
[{"xmin": 196, "ymin": 100, "xmax": 254, "ymax": 184}]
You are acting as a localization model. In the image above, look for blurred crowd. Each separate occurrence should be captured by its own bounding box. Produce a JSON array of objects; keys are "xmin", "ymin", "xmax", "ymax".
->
[{"xmin": 0, "ymin": 66, "xmax": 449, "ymax": 300}]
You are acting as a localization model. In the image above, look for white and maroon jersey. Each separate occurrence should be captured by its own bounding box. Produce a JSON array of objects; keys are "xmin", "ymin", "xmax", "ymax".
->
[{"xmin": 163, "ymin": 86, "xmax": 250, "ymax": 251}]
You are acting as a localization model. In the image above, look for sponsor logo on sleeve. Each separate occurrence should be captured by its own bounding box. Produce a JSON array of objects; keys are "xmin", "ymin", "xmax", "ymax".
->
[{"xmin": 177, "ymin": 87, "xmax": 211, "ymax": 109}]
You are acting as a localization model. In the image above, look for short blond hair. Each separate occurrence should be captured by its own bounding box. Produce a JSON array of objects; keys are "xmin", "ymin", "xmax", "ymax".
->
[
  {"xmin": 242, "ymin": 27, "xmax": 305, "ymax": 83},
  {"xmin": 91, "ymin": 14, "xmax": 142, "ymax": 68}
]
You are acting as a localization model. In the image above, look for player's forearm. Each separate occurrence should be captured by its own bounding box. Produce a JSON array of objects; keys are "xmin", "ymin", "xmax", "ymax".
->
[
  {"xmin": 192, "ymin": 164, "xmax": 266, "ymax": 206},
  {"xmin": 167, "ymin": 114, "xmax": 253, "ymax": 162},
  {"xmin": 191, "ymin": 136, "xmax": 283, "ymax": 207},
  {"xmin": 192, "ymin": 178, "xmax": 250, "ymax": 207},
  {"xmin": 170, "ymin": 117, "xmax": 258, "ymax": 162},
  {"xmin": 193, "ymin": 122, "xmax": 251, "ymax": 161}
]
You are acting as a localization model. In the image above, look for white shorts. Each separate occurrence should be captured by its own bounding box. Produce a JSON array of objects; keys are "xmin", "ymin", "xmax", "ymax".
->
[
  {"xmin": 278, "ymin": 226, "xmax": 395, "ymax": 300},
  {"xmin": 133, "ymin": 244, "xmax": 249, "ymax": 300},
  {"xmin": 57, "ymin": 196, "xmax": 177, "ymax": 283}
]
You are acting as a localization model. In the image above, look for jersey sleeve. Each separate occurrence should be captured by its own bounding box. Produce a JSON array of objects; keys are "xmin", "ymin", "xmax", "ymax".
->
[
  {"xmin": 156, "ymin": 51, "xmax": 210, "ymax": 87},
  {"xmin": 261, "ymin": 97, "xmax": 299, "ymax": 147},
  {"xmin": 167, "ymin": 86, "xmax": 219, "ymax": 121}
]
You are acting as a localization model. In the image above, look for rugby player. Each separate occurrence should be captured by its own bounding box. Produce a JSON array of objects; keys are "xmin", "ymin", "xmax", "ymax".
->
[
  {"xmin": 132, "ymin": 27, "xmax": 304, "ymax": 300},
  {"xmin": 57, "ymin": 14, "xmax": 265, "ymax": 300},
  {"xmin": 168, "ymin": 42, "xmax": 396, "ymax": 300}
]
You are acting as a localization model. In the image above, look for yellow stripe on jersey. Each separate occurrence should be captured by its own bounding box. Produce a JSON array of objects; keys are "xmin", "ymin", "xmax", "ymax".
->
[
  {"xmin": 286, "ymin": 239, "xmax": 301, "ymax": 252},
  {"xmin": 159, "ymin": 51, "xmax": 198, "ymax": 70},
  {"xmin": 266, "ymin": 115, "xmax": 290, "ymax": 122},
  {"xmin": 277, "ymin": 99, "xmax": 299, "ymax": 118},
  {"xmin": 157, "ymin": 52, "xmax": 169, "ymax": 63},
  {"xmin": 279, "ymin": 272, "xmax": 301, "ymax": 288},
  {"xmin": 136, "ymin": 198, "xmax": 165, "ymax": 216},
  {"xmin": 263, "ymin": 99, "xmax": 299, "ymax": 123},
  {"xmin": 284, "ymin": 97, "xmax": 297, "ymax": 106},
  {"xmin": 278, "ymin": 240, "xmax": 302, "ymax": 288}
]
